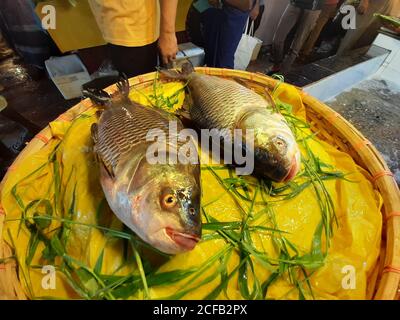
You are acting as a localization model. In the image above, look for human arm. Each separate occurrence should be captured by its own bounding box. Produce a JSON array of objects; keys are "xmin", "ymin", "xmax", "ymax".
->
[
  {"xmin": 208, "ymin": 0, "xmax": 220, "ymax": 7},
  {"xmin": 249, "ymin": 0, "xmax": 260, "ymax": 20},
  {"xmin": 224, "ymin": 0, "xmax": 253, "ymax": 12},
  {"xmin": 158, "ymin": 0, "xmax": 179, "ymax": 65},
  {"xmin": 357, "ymin": 0, "xmax": 369, "ymax": 15}
]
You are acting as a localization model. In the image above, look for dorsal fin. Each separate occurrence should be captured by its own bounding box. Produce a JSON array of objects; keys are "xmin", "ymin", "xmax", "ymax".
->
[
  {"xmin": 83, "ymin": 74, "xmax": 131, "ymax": 107},
  {"xmin": 83, "ymin": 88, "xmax": 111, "ymax": 107}
]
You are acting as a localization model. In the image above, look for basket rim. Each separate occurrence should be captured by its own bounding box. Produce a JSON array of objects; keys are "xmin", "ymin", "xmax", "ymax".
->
[{"xmin": 0, "ymin": 67, "xmax": 399, "ymax": 300}]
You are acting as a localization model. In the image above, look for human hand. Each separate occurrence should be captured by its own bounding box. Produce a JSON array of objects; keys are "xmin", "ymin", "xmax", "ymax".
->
[
  {"xmin": 357, "ymin": 0, "xmax": 369, "ymax": 15},
  {"xmin": 158, "ymin": 32, "xmax": 178, "ymax": 65},
  {"xmin": 208, "ymin": 0, "xmax": 220, "ymax": 8},
  {"xmin": 249, "ymin": 4, "xmax": 260, "ymax": 20}
]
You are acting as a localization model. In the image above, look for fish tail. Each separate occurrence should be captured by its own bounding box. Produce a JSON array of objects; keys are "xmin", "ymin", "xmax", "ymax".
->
[
  {"xmin": 83, "ymin": 74, "xmax": 130, "ymax": 107},
  {"xmin": 159, "ymin": 62, "xmax": 195, "ymax": 81}
]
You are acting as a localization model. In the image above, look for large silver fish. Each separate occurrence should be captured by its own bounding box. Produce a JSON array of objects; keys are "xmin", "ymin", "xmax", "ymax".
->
[
  {"xmin": 84, "ymin": 78, "xmax": 201, "ymax": 254},
  {"xmin": 162, "ymin": 64, "xmax": 301, "ymax": 182}
]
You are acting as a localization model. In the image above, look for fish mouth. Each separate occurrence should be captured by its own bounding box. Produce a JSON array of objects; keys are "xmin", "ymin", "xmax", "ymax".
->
[
  {"xmin": 283, "ymin": 155, "xmax": 300, "ymax": 182},
  {"xmin": 165, "ymin": 227, "xmax": 200, "ymax": 251}
]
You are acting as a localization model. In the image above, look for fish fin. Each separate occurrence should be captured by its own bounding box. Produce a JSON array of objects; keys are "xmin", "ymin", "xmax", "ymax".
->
[
  {"xmin": 83, "ymin": 88, "xmax": 112, "ymax": 107},
  {"xmin": 98, "ymin": 155, "xmax": 115, "ymax": 180},
  {"xmin": 91, "ymin": 123, "xmax": 99, "ymax": 145},
  {"xmin": 263, "ymin": 88, "xmax": 279, "ymax": 113},
  {"xmin": 232, "ymin": 77, "xmax": 251, "ymax": 88},
  {"xmin": 91, "ymin": 123, "xmax": 115, "ymax": 179},
  {"xmin": 95, "ymin": 110, "xmax": 103, "ymax": 118},
  {"xmin": 181, "ymin": 62, "xmax": 195, "ymax": 75},
  {"xmin": 115, "ymin": 74, "xmax": 131, "ymax": 102},
  {"xmin": 159, "ymin": 62, "xmax": 194, "ymax": 81},
  {"xmin": 106, "ymin": 143, "xmax": 155, "ymax": 193},
  {"xmin": 83, "ymin": 74, "xmax": 130, "ymax": 107}
]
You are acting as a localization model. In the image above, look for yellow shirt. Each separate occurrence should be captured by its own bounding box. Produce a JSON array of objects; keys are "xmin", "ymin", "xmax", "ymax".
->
[
  {"xmin": 88, "ymin": 0, "xmax": 160, "ymax": 47},
  {"xmin": 389, "ymin": 0, "xmax": 400, "ymax": 16}
]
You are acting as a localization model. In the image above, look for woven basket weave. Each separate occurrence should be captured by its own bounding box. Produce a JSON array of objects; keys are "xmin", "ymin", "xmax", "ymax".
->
[{"xmin": 0, "ymin": 68, "xmax": 399, "ymax": 300}]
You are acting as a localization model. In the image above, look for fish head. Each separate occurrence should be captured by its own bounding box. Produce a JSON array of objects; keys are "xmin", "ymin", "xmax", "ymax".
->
[
  {"xmin": 237, "ymin": 110, "xmax": 301, "ymax": 182},
  {"xmin": 121, "ymin": 159, "xmax": 202, "ymax": 255}
]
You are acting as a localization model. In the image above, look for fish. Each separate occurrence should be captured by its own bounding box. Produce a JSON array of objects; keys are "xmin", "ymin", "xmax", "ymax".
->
[
  {"xmin": 161, "ymin": 63, "xmax": 301, "ymax": 182},
  {"xmin": 83, "ymin": 77, "xmax": 202, "ymax": 254}
]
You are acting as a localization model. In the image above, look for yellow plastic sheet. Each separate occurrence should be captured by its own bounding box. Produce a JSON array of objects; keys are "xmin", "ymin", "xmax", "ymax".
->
[
  {"xmin": 35, "ymin": 0, "xmax": 106, "ymax": 53},
  {"xmin": 0, "ymin": 81, "xmax": 382, "ymax": 300}
]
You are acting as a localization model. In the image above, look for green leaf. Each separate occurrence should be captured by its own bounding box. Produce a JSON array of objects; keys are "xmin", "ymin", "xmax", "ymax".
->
[
  {"xmin": 202, "ymin": 221, "xmax": 242, "ymax": 231},
  {"xmin": 204, "ymin": 254, "xmax": 244, "ymax": 300},
  {"xmin": 50, "ymin": 234, "xmax": 65, "ymax": 257},
  {"xmin": 75, "ymin": 268, "xmax": 100, "ymax": 297},
  {"xmin": 25, "ymin": 200, "xmax": 53, "ymax": 230},
  {"xmin": 130, "ymin": 240, "xmax": 149, "ymax": 299},
  {"xmin": 26, "ymin": 231, "xmax": 40, "ymax": 266},
  {"xmin": 261, "ymin": 271, "xmax": 280, "ymax": 298},
  {"xmin": 94, "ymin": 249, "xmax": 105, "ymax": 275},
  {"xmin": 42, "ymin": 244, "xmax": 57, "ymax": 262}
]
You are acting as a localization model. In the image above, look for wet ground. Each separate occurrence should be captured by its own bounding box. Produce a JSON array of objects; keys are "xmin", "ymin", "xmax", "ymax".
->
[
  {"xmin": 327, "ymin": 79, "xmax": 400, "ymax": 184},
  {"xmin": 0, "ymin": 53, "xmax": 79, "ymax": 178}
]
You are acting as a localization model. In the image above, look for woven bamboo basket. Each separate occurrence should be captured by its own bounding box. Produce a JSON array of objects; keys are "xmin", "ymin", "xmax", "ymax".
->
[{"xmin": 0, "ymin": 68, "xmax": 399, "ymax": 300}]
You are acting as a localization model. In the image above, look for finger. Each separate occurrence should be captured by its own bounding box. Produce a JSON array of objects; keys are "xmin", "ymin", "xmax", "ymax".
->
[
  {"xmin": 162, "ymin": 55, "xmax": 169, "ymax": 66},
  {"xmin": 168, "ymin": 56, "xmax": 175, "ymax": 64},
  {"xmin": 166, "ymin": 56, "xmax": 173, "ymax": 66}
]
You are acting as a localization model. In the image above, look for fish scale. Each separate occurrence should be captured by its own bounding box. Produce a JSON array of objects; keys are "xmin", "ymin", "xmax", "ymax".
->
[
  {"xmin": 160, "ymin": 63, "xmax": 301, "ymax": 182},
  {"xmin": 188, "ymin": 74, "xmax": 271, "ymax": 130},
  {"xmin": 96, "ymin": 102, "xmax": 184, "ymax": 172},
  {"xmin": 85, "ymin": 78, "xmax": 202, "ymax": 254}
]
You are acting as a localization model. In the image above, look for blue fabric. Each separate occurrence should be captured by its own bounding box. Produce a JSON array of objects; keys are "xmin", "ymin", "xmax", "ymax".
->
[
  {"xmin": 0, "ymin": 0, "xmax": 58, "ymax": 68},
  {"xmin": 202, "ymin": 8, "xmax": 222, "ymax": 67},
  {"xmin": 193, "ymin": 0, "xmax": 213, "ymax": 13},
  {"xmin": 203, "ymin": 5, "xmax": 249, "ymax": 69},
  {"xmin": 218, "ymin": 5, "xmax": 248, "ymax": 68}
]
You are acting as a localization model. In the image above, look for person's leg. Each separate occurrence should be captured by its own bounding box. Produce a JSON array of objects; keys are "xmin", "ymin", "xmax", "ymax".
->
[
  {"xmin": 336, "ymin": 13, "xmax": 367, "ymax": 55},
  {"xmin": 271, "ymin": 4, "xmax": 301, "ymax": 66},
  {"xmin": 202, "ymin": 8, "xmax": 222, "ymax": 67},
  {"xmin": 216, "ymin": 5, "xmax": 248, "ymax": 69},
  {"xmin": 186, "ymin": 5, "xmax": 205, "ymax": 48},
  {"xmin": 301, "ymin": 4, "xmax": 337, "ymax": 57},
  {"xmin": 337, "ymin": 0, "xmax": 388, "ymax": 55},
  {"xmin": 345, "ymin": 0, "xmax": 395, "ymax": 50},
  {"xmin": 281, "ymin": 9, "xmax": 321, "ymax": 73},
  {"xmin": 108, "ymin": 41, "xmax": 158, "ymax": 78}
]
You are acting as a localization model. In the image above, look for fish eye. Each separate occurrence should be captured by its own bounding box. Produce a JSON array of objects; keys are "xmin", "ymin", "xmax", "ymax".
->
[
  {"xmin": 161, "ymin": 194, "xmax": 177, "ymax": 209},
  {"xmin": 272, "ymin": 136, "xmax": 287, "ymax": 152},
  {"xmin": 189, "ymin": 207, "xmax": 196, "ymax": 216}
]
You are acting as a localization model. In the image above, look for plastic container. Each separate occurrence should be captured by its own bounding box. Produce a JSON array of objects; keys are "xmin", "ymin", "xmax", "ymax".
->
[
  {"xmin": 45, "ymin": 54, "xmax": 91, "ymax": 100},
  {"xmin": 174, "ymin": 42, "xmax": 205, "ymax": 68}
]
